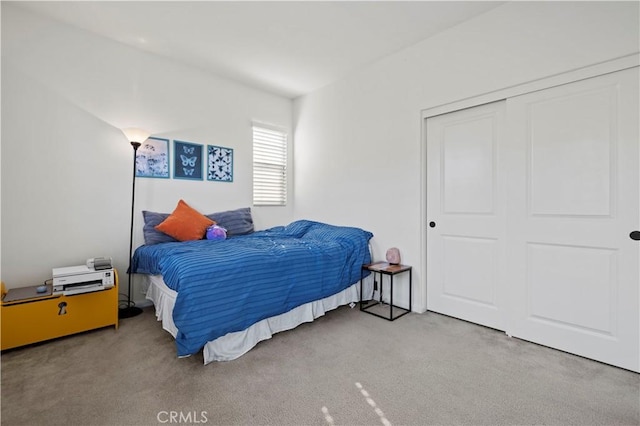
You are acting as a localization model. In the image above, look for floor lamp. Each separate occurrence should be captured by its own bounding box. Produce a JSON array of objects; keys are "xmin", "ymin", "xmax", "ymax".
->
[{"xmin": 119, "ymin": 127, "xmax": 151, "ymax": 319}]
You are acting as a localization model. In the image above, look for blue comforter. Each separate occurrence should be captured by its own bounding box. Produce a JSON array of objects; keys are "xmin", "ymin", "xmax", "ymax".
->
[{"xmin": 131, "ymin": 220, "xmax": 373, "ymax": 356}]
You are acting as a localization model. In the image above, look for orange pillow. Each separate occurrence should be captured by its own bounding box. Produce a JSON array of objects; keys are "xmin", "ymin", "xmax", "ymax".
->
[{"xmin": 154, "ymin": 200, "xmax": 215, "ymax": 241}]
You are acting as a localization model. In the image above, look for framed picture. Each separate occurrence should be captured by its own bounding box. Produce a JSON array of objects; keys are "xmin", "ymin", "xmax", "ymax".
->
[
  {"xmin": 207, "ymin": 145, "xmax": 234, "ymax": 182},
  {"xmin": 173, "ymin": 140, "xmax": 203, "ymax": 180},
  {"xmin": 135, "ymin": 137, "xmax": 170, "ymax": 178}
]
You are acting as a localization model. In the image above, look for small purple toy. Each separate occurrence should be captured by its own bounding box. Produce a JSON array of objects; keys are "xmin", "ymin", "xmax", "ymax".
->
[{"xmin": 206, "ymin": 224, "xmax": 227, "ymax": 241}]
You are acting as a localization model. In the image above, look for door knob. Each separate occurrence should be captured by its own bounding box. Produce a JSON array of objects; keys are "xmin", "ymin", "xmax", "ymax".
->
[
  {"xmin": 429, "ymin": 221, "xmax": 436, "ymax": 228},
  {"xmin": 630, "ymin": 231, "xmax": 640, "ymax": 241}
]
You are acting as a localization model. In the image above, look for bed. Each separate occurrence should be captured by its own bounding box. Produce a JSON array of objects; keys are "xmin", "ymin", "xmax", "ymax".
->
[{"xmin": 131, "ymin": 208, "xmax": 374, "ymax": 364}]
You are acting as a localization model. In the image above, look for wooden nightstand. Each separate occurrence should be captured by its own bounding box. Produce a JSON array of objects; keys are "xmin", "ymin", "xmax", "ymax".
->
[
  {"xmin": 360, "ymin": 262, "xmax": 412, "ymax": 321},
  {"xmin": 1, "ymin": 271, "xmax": 119, "ymax": 350}
]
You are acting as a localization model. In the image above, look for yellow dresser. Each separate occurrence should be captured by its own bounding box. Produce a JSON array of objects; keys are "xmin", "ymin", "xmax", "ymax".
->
[{"xmin": 1, "ymin": 271, "xmax": 119, "ymax": 350}]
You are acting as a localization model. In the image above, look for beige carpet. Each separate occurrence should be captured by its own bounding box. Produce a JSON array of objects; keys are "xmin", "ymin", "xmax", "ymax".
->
[{"xmin": 1, "ymin": 305, "xmax": 638, "ymax": 425}]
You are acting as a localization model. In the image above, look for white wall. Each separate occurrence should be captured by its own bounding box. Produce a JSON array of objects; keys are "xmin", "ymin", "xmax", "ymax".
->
[
  {"xmin": 1, "ymin": 4, "xmax": 293, "ymax": 303},
  {"xmin": 293, "ymin": 1, "xmax": 640, "ymax": 312},
  {"xmin": 3, "ymin": 2, "xmax": 639, "ymax": 312}
]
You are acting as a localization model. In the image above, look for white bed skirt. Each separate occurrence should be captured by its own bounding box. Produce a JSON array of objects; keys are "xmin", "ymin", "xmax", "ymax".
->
[{"xmin": 145, "ymin": 274, "xmax": 374, "ymax": 364}]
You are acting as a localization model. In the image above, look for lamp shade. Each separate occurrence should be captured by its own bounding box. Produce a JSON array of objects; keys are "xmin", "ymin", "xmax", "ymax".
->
[{"xmin": 121, "ymin": 127, "xmax": 151, "ymax": 143}]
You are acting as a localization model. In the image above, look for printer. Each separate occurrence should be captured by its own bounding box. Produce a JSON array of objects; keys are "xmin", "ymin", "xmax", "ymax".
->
[{"xmin": 52, "ymin": 261, "xmax": 115, "ymax": 295}]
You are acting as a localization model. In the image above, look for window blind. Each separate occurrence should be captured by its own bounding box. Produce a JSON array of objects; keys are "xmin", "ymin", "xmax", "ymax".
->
[{"xmin": 253, "ymin": 125, "xmax": 287, "ymax": 206}]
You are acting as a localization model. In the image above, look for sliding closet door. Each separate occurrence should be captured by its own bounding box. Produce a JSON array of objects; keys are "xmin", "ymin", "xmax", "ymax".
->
[
  {"xmin": 426, "ymin": 101, "xmax": 507, "ymax": 331},
  {"xmin": 505, "ymin": 68, "xmax": 639, "ymax": 372},
  {"xmin": 426, "ymin": 68, "xmax": 639, "ymax": 371}
]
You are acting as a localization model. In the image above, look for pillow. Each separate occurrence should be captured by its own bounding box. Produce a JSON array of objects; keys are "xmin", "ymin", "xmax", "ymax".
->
[
  {"xmin": 142, "ymin": 206, "xmax": 255, "ymax": 245},
  {"xmin": 142, "ymin": 211, "xmax": 177, "ymax": 245},
  {"xmin": 206, "ymin": 207, "xmax": 254, "ymax": 236},
  {"xmin": 154, "ymin": 199, "xmax": 214, "ymax": 242}
]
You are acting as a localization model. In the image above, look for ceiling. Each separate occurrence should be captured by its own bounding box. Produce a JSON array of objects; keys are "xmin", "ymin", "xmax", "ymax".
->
[{"xmin": 14, "ymin": 1, "xmax": 504, "ymax": 99}]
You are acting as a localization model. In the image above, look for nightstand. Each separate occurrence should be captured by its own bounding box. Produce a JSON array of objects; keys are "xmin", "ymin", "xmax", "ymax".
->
[{"xmin": 360, "ymin": 262, "xmax": 412, "ymax": 321}]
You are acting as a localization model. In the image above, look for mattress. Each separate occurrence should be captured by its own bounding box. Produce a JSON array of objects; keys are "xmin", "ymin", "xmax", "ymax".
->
[{"xmin": 146, "ymin": 273, "xmax": 374, "ymax": 364}]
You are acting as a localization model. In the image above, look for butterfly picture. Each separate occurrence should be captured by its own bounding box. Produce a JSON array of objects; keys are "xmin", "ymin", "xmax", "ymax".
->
[
  {"xmin": 174, "ymin": 140, "xmax": 203, "ymax": 180},
  {"xmin": 135, "ymin": 137, "xmax": 169, "ymax": 179},
  {"xmin": 207, "ymin": 145, "xmax": 234, "ymax": 182}
]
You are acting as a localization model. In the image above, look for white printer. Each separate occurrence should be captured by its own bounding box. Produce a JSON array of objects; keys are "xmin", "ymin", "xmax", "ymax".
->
[{"xmin": 52, "ymin": 259, "xmax": 115, "ymax": 295}]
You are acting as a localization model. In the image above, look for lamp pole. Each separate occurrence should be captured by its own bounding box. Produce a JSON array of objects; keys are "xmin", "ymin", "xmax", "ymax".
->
[{"xmin": 119, "ymin": 140, "xmax": 143, "ymax": 319}]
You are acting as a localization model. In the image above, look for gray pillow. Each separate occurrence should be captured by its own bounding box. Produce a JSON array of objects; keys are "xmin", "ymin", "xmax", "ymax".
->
[
  {"xmin": 206, "ymin": 207, "xmax": 254, "ymax": 236},
  {"xmin": 142, "ymin": 211, "xmax": 178, "ymax": 245},
  {"xmin": 142, "ymin": 207, "xmax": 254, "ymax": 245}
]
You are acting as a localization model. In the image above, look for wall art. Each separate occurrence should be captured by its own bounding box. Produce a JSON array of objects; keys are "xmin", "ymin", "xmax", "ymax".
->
[
  {"xmin": 207, "ymin": 145, "xmax": 234, "ymax": 182},
  {"xmin": 173, "ymin": 140, "xmax": 203, "ymax": 180},
  {"xmin": 135, "ymin": 137, "xmax": 170, "ymax": 178}
]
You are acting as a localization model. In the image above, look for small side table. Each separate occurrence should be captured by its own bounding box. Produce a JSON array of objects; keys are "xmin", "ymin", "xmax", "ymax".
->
[{"xmin": 360, "ymin": 262, "xmax": 412, "ymax": 321}]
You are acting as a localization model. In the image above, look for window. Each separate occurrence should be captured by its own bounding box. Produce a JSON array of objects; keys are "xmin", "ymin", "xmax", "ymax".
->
[{"xmin": 252, "ymin": 124, "xmax": 287, "ymax": 206}]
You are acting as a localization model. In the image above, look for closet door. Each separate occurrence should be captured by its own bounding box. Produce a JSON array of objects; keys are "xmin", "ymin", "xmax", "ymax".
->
[
  {"xmin": 426, "ymin": 101, "xmax": 507, "ymax": 331},
  {"xmin": 505, "ymin": 68, "xmax": 639, "ymax": 372}
]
